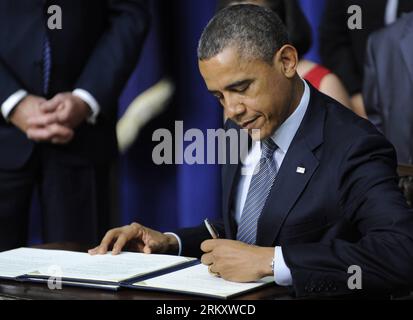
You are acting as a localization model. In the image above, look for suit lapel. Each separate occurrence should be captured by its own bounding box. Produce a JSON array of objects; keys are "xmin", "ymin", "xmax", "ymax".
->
[
  {"xmin": 400, "ymin": 15, "xmax": 413, "ymax": 86},
  {"xmin": 256, "ymin": 85, "xmax": 325, "ymax": 247}
]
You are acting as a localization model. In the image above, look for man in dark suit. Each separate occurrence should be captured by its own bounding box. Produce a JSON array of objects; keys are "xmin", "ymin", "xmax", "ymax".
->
[
  {"xmin": 363, "ymin": 12, "xmax": 413, "ymax": 165},
  {"xmin": 319, "ymin": 0, "xmax": 413, "ymax": 118},
  {"xmin": 90, "ymin": 5, "xmax": 413, "ymax": 297},
  {"xmin": 0, "ymin": 0, "xmax": 149, "ymax": 250}
]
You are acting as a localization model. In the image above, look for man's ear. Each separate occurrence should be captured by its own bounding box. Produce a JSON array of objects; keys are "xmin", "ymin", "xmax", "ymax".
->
[{"xmin": 272, "ymin": 45, "xmax": 299, "ymax": 79}]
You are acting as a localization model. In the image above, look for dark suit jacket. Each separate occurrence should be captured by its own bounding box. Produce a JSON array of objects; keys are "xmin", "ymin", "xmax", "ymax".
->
[
  {"xmin": 176, "ymin": 84, "xmax": 413, "ymax": 297},
  {"xmin": 319, "ymin": 0, "xmax": 413, "ymax": 95},
  {"xmin": 0, "ymin": 0, "xmax": 149, "ymax": 169},
  {"xmin": 363, "ymin": 12, "xmax": 413, "ymax": 165}
]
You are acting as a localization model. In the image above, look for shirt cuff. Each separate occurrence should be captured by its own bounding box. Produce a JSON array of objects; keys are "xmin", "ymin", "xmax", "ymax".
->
[
  {"xmin": 72, "ymin": 88, "xmax": 100, "ymax": 124},
  {"xmin": 164, "ymin": 232, "xmax": 182, "ymax": 256},
  {"xmin": 274, "ymin": 246, "xmax": 293, "ymax": 286},
  {"xmin": 1, "ymin": 90, "xmax": 28, "ymax": 121}
]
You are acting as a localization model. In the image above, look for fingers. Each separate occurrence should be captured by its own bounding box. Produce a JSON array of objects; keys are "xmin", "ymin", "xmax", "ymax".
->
[
  {"xmin": 134, "ymin": 224, "xmax": 153, "ymax": 254},
  {"xmin": 40, "ymin": 94, "xmax": 65, "ymax": 113},
  {"xmin": 31, "ymin": 102, "xmax": 71, "ymax": 127},
  {"xmin": 92, "ymin": 228, "xmax": 121, "ymax": 255},
  {"xmin": 143, "ymin": 245, "xmax": 152, "ymax": 254},
  {"xmin": 208, "ymin": 264, "xmax": 221, "ymax": 277},
  {"xmin": 57, "ymin": 103, "xmax": 72, "ymax": 124},
  {"xmin": 27, "ymin": 123, "xmax": 74, "ymax": 144},
  {"xmin": 112, "ymin": 234, "xmax": 128, "ymax": 255},
  {"xmin": 27, "ymin": 125, "xmax": 74, "ymax": 144},
  {"xmin": 25, "ymin": 94, "xmax": 82, "ymax": 142},
  {"xmin": 88, "ymin": 246, "xmax": 100, "ymax": 256},
  {"xmin": 201, "ymin": 239, "xmax": 220, "ymax": 253},
  {"xmin": 203, "ymin": 255, "xmax": 221, "ymax": 278},
  {"xmin": 89, "ymin": 224, "xmax": 144, "ymax": 256},
  {"xmin": 201, "ymin": 252, "xmax": 214, "ymax": 266},
  {"xmin": 26, "ymin": 105, "xmax": 74, "ymax": 144},
  {"xmin": 27, "ymin": 113, "xmax": 60, "ymax": 128}
]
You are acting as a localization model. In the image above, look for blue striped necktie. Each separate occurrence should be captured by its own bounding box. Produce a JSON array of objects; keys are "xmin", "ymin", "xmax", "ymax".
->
[
  {"xmin": 43, "ymin": 34, "xmax": 52, "ymax": 96},
  {"xmin": 237, "ymin": 138, "xmax": 279, "ymax": 245}
]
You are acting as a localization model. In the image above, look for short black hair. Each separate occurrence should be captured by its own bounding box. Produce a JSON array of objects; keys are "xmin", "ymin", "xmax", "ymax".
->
[
  {"xmin": 198, "ymin": 4, "xmax": 289, "ymax": 64},
  {"xmin": 217, "ymin": 0, "xmax": 312, "ymax": 58}
]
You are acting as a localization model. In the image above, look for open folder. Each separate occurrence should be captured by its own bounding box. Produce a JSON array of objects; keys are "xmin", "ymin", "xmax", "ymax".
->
[{"xmin": 0, "ymin": 248, "xmax": 274, "ymax": 299}]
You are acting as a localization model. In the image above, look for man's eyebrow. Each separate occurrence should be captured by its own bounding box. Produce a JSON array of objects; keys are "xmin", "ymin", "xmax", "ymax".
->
[
  {"xmin": 207, "ymin": 79, "xmax": 253, "ymax": 95},
  {"xmin": 224, "ymin": 79, "xmax": 253, "ymax": 91}
]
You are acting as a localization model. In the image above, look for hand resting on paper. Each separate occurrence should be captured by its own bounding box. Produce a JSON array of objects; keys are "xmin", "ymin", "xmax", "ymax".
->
[{"xmin": 88, "ymin": 223, "xmax": 179, "ymax": 256}]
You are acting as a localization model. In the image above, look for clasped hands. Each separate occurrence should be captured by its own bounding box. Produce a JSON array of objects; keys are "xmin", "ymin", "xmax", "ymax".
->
[
  {"xmin": 10, "ymin": 93, "xmax": 91, "ymax": 144},
  {"xmin": 89, "ymin": 223, "xmax": 275, "ymax": 283}
]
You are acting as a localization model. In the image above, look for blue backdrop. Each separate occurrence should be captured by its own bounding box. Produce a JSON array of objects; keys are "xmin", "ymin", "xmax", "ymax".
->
[
  {"xmin": 117, "ymin": 0, "xmax": 222, "ymax": 232},
  {"xmin": 300, "ymin": 0, "xmax": 326, "ymax": 63}
]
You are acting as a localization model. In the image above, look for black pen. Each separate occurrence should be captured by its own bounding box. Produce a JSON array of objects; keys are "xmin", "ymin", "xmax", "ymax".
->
[{"xmin": 204, "ymin": 218, "xmax": 219, "ymax": 239}]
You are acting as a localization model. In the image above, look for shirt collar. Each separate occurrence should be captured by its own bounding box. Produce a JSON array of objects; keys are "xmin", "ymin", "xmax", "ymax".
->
[{"xmin": 270, "ymin": 79, "xmax": 310, "ymax": 154}]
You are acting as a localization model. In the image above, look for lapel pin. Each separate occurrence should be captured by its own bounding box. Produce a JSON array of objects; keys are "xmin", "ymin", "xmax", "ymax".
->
[{"xmin": 296, "ymin": 167, "xmax": 306, "ymax": 174}]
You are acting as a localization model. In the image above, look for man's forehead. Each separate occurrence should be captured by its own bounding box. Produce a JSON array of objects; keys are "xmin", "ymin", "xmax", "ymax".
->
[
  {"xmin": 199, "ymin": 47, "xmax": 241, "ymax": 69},
  {"xmin": 199, "ymin": 48, "xmax": 267, "ymax": 90}
]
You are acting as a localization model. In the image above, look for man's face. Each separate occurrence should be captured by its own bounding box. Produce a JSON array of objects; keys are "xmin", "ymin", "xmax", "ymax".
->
[{"xmin": 199, "ymin": 46, "xmax": 295, "ymax": 140}]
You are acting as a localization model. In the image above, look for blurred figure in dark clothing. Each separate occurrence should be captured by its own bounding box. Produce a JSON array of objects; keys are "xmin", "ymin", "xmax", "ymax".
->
[
  {"xmin": 0, "ymin": 0, "xmax": 149, "ymax": 251},
  {"xmin": 320, "ymin": 0, "xmax": 413, "ymax": 118},
  {"xmin": 363, "ymin": 12, "xmax": 413, "ymax": 165}
]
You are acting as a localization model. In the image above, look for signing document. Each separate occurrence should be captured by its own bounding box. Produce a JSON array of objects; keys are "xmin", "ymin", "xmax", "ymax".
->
[
  {"xmin": 0, "ymin": 248, "xmax": 195, "ymax": 287},
  {"xmin": 0, "ymin": 248, "xmax": 272, "ymax": 298},
  {"xmin": 131, "ymin": 264, "xmax": 274, "ymax": 299}
]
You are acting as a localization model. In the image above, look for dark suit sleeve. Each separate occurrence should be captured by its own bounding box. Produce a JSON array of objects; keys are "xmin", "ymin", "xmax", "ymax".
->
[
  {"xmin": 283, "ymin": 134, "xmax": 413, "ymax": 297},
  {"xmin": 363, "ymin": 35, "xmax": 384, "ymax": 134},
  {"xmin": 75, "ymin": 0, "xmax": 150, "ymax": 117},
  {"xmin": 0, "ymin": 58, "xmax": 23, "ymax": 124},
  {"xmin": 174, "ymin": 220, "xmax": 226, "ymax": 258},
  {"xmin": 319, "ymin": 0, "xmax": 361, "ymax": 95}
]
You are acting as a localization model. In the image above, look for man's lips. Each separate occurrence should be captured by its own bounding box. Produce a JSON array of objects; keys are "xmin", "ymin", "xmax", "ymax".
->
[{"xmin": 241, "ymin": 117, "xmax": 259, "ymax": 129}]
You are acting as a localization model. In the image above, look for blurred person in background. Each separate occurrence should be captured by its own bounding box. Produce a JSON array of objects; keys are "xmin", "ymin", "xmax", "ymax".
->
[
  {"xmin": 363, "ymin": 12, "xmax": 413, "ymax": 166},
  {"xmin": 320, "ymin": 0, "xmax": 413, "ymax": 118},
  {"xmin": 0, "ymin": 0, "xmax": 149, "ymax": 251}
]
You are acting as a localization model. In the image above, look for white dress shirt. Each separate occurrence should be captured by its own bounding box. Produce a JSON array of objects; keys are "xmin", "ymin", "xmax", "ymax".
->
[
  {"xmin": 169, "ymin": 80, "xmax": 310, "ymax": 286},
  {"xmin": 1, "ymin": 89, "xmax": 100, "ymax": 124},
  {"xmin": 234, "ymin": 80, "xmax": 310, "ymax": 286}
]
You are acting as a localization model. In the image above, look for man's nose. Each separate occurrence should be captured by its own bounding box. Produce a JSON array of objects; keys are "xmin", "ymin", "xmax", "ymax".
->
[{"xmin": 224, "ymin": 95, "xmax": 245, "ymax": 119}]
